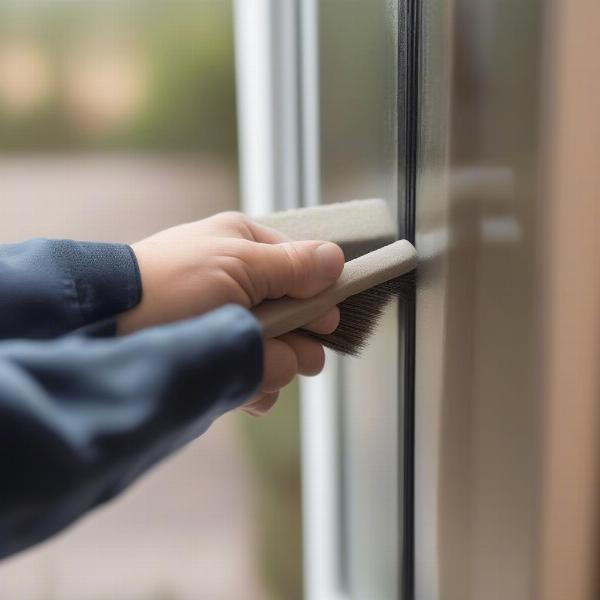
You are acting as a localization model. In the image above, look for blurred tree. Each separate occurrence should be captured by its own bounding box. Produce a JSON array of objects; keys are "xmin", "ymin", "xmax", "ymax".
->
[{"xmin": 0, "ymin": 0, "xmax": 237, "ymax": 159}]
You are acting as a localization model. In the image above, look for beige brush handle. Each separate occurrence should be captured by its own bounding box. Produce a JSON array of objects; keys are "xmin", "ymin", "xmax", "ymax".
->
[{"xmin": 252, "ymin": 239, "xmax": 417, "ymax": 339}]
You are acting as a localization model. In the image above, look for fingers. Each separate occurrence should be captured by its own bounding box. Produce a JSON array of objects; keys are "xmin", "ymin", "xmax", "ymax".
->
[
  {"xmin": 242, "ymin": 333, "xmax": 328, "ymax": 416},
  {"xmin": 206, "ymin": 213, "xmax": 342, "ymax": 419},
  {"xmin": 209, "ymin": 212, "xmax": 345, "ymax": 301},
  {"xmin": 252, "ymin": 240, "xmax": 345, "ymax": 300},
  {"xmin": 262, "ymin": 335, "xmax": 326, "ymax": 391},
  {"xmin": 278, "ymin": 333, "xmax": 325, "ymax": 375},
  {"xmin": 245, "ymin": 220, "xmax": 291, "ymax": 245},
  {"xmin": 262, "ymin": 338, "xmax": 298, "ymax": 392},
  {"xmin": 242, "ymin": 392, "xmax": 280, "ymax": 417},
  {"xmin": 303, "ymin": 306, "xmax": 340, "ymax": 334}
]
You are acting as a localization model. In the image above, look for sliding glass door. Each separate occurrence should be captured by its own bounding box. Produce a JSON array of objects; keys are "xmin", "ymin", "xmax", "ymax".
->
[{"xmin": 238, "ymin": 2, "xmax": 600, "ymax": 599}]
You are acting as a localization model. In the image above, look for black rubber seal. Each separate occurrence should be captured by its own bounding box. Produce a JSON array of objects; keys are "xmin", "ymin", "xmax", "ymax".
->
[{"xmin": 398, "ymin": 0, "xmax": 420, "ymax": 598}]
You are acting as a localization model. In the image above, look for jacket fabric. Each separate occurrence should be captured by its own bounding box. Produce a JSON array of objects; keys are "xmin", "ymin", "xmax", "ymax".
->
[{"xmin": 0, "ymin": 239, "xmax": 262, "ymax": 559}]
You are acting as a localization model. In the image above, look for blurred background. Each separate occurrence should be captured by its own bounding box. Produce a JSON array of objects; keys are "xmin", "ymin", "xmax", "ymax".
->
[{"xmin": 0, "ymin": 1, "xmax": 302, "ymax": 598}]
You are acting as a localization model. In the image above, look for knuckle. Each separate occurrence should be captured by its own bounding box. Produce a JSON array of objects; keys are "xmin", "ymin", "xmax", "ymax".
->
[
  {"xmin": 211, "ymin": 210, "xmax": 253, "ymax": 240},
  {"xmin": 281, "ymin": 243, "xmax": 309, "ymax": 292},
  {"xmin": 211, "ymin": 267, "xmax": 253, "ymax": 307},
  {"xmin": 216, "ymin": 210, "xmax": 245, "ymax": 222},
  {"xmin": 213, "ymin": 211, "xmax": 251, "ymax": 235},
  {"xmin": 216, "ymin": 250, "xmax": 264, "ymax": 306}
]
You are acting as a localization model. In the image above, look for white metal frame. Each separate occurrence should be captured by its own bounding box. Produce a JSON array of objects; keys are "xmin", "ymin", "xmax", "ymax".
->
[
  {"xmin": 297, "ymin": 3, "xmax": 345, "ymax": 598},
  {"xmin": 235, "ymin": 2, "xmax": 346, "ymax": 598},
  {"xmin": 234, "ymin": 0, "xmax": 278, "ymax": 217},
  {"xmin": 234, "ymin": 0, "xmax": 300, "ymax": 216}
]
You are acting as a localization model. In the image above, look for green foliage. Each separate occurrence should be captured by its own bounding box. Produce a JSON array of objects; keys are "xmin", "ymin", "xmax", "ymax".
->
[{"xmin": 0, "ymin": 0, "xmax": 237, "ymax": 158}]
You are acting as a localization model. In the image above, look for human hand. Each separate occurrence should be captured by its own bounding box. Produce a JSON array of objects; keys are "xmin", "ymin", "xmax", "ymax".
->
[{"xmin": 118, "ymin": 212, "xmax": 344, "ymax": 415}]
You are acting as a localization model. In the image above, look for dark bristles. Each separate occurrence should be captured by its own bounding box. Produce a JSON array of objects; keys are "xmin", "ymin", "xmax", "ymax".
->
[{"xmin": 300, "ymin": 270, "xmax": 416, "ymax": 357}]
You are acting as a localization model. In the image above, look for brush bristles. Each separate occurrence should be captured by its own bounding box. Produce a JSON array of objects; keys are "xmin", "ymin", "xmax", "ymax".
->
[{"xmin": 301, "ymin": 271, "xmax": 416, "ymax": 357}]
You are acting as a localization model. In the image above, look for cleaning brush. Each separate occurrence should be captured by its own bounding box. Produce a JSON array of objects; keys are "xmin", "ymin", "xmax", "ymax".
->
[
  {"xmin": 252, "ymin": 239, "xmax": 417, "ymax": 357},
  {"xmin": 303, "ymin": 269, "xmax": 416, "ymax": 355}
]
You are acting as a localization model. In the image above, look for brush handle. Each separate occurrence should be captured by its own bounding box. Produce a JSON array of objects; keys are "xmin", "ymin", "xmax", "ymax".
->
[{"xmin": 252, "ymin": 239, "xmax": 417, "ymax": 339}]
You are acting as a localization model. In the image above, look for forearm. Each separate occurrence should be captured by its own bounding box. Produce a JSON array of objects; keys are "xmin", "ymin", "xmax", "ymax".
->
[{"xmin": 0, "ymin": 304, "xmax": 262, "ymax": 559}]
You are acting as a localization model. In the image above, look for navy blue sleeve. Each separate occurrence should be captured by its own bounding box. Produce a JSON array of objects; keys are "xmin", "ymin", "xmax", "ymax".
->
[
  {"xmin": 0, "ymin": 239, "xmax": 141, "ymax": 340},
  {"xmin": 0, "ymin": 304, "xmax": 263, "ymax": 560}
]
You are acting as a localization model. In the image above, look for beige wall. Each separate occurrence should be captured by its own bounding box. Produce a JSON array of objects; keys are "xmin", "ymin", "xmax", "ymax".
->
[{"xmin": 538, "ymin": 1, "xmax": 600, "ymax": 598}]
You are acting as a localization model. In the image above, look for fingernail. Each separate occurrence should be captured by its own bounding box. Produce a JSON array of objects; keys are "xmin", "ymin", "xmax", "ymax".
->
[{"xmin": 316, "ymin": 242, "xmax": 344, "ymax": 282}]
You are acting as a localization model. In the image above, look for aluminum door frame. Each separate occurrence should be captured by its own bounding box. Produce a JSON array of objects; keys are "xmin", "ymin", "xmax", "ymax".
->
[
  {"xmin": 236, "ymin": 2, "xmax": 406, "ymax": 599},
  {"xmin": 235, "ymin": 2, "xmax": 346, "ymax": 599}
]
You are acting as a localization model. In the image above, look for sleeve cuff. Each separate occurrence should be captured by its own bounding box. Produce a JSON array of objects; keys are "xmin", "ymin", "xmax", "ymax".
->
[{"xmin": 52, "ymin": 240, "xmax": 143, "ymax": 325}]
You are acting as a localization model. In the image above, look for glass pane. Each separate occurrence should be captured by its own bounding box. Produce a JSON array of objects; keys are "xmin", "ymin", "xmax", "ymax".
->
[
  {"xmin": 318, "ymin": 2, "xmax": 401, "ymax": 598},
  {"xmin": 414, "ymin": 0, "xmax": 546, "ymax": 598}
]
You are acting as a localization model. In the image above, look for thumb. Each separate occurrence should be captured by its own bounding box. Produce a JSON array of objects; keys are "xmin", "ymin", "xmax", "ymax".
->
[{"xmin": 252, "ymin": 240, "xmax": 344, "ymax": 301}]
